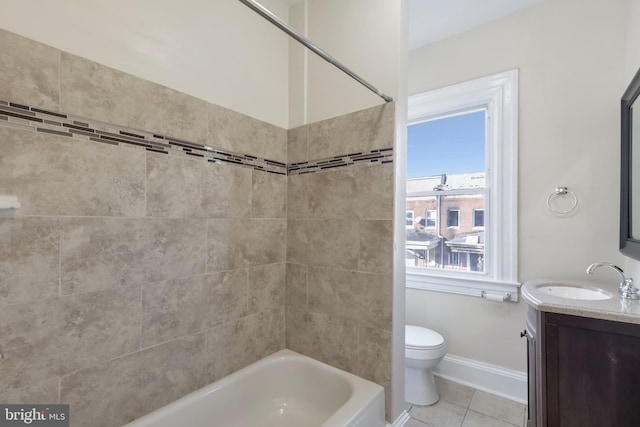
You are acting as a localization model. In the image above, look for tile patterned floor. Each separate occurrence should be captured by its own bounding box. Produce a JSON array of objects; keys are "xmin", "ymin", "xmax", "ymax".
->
[{"xmin": 406, "ymin": 377, "xmax": 528, "ymax": 427}]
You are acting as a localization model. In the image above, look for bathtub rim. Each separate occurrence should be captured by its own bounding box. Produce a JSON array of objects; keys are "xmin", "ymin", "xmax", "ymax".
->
[{"xmin": 123, "ymin": 348, "xmax": 385, "ymax": 427}]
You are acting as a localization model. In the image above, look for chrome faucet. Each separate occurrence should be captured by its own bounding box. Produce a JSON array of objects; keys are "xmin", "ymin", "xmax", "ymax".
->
[{"xmin": 586, "ymin": 262, "xmax": 640, "ymax": 299}]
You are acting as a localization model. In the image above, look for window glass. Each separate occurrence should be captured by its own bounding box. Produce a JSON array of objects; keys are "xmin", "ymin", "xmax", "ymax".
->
[
  {"xmin": 447, "ymin": 210, "xmax": 460, "ymax": 227},
  {"xmin": 425, "ymin": 210, "xmax": 437, "ymax": 228},
  {"xmin": 474, "ymin": 209, "xmax": 485, "ymax": 227},
  {"xmin": 406, "ymin": 211, "xmax": 414, "ymax": 228},
  {"xmin": 406, "ymin": 111, "xmax": 486, "ymax": 274}
]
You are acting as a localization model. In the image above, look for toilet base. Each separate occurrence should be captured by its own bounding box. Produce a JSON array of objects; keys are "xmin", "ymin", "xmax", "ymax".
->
[{"xmin": 405, "ymin": 365, "xmax": 439, "ymax": 406}]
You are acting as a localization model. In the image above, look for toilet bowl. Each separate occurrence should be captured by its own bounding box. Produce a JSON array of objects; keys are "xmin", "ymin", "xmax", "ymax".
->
[{"xmin": 405, "ymin": 324, "xmax": 447, "ymax": 406}]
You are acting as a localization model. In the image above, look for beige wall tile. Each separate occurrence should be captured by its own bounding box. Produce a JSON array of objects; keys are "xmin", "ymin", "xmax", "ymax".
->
[
  {"xmin": 61, "ymin": 218, "xmax": 207, "ymax": 295},
  {"xmin": 285, "ymin": 263, "xmax": 307, "ymax": 311},
  {"xmin": 206, "ymin": 309, "xmax": 284, "ymax": 381},
  {"xmin": 307, "ymin": 169, "xmax": 360, "ymax": 219},
  {"xmin": 146, "ymin": 152, "xmax": 252, "ymax": 218},
  {"xmin": 248, "ymin": 263, "xmax": 285, "ymax": 314},
  {"xmin": 206, "ymin": 219, "xmax": 286, "ymax": 271},
  {"xmin": 251, "ymin": 308, "xmax": 285, "ymax": 361},
  {"xmin": 142, "ymin": 275, "xmax": 209, "ymax": 347},
  {"xmin": 286, "ymin": 309, "xmax": 358, "ymax": 373},
  {"xmin": 359, "ymin": 220, "xmax": 393, "ymax": 275},
  {"xmin": 286, "ymin": 219, "xmax": 359, "ymax": 269},
  {"xmin": 287, "ymin": 125, "xmax": 308, "ymax": 164},
  {"xmin": 0, "ymin": 377, "xmax": 59, "ymax": 404},
  {"xmin": 307, "ymin": 266, "xmax": 392, "ymax": 331},
  {"xmin": 307, "ymin": 164, "xmax": 394, "ymax": 220},
  {"xmin": 0, "ymin": 29, "xmax": 60, "ymax": 110},
  {"xmin": 209, "ymin": 269, "xmax": 250, "ymax": 327},
  {"xmin": 61, "ymin": 54, "xmax": 209, "ymax": 143},
  {"xmin": 287, "ymin": 174, "xmax": 309, "ymax": 219},
  {"xmin": 308, "ymin": 103, "xmax": 395, "ymax": 159},
  {"xmin": 209, "ymin": 104, "xmax": 287, "ymax": 163},
  {"xmin": 358, "ymin": 326, "xmax": 393, "ymax": 418},
  {"xmin": 251, "ymin": 171, "xmax": 287, "ymax": 218},
  {"xmin": 357, "ymin": 326, "xmax": 392, "ymax": 386},
  {"xmin": 0, "ymin": 286, "xmax": 141, "ymax": 393},
  {"xmin": 206, "ymin": 317, "xmax": 254, "ymax": 381},
  {"xmin": 61, "ymin": 334, "xmax": 208, "ymax": 427},
  {"xmin": 0, "ymin": 218, "xmax": 60, "ymax": 305},
  {"xmin": 0, "ymin": 128, "xmax": 146, "ymax": 217}
]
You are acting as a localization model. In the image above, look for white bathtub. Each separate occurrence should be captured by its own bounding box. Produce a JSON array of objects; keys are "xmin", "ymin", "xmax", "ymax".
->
[{"xmin": 124, "ymin": 349, "xmax": 385, "ymax": 427}]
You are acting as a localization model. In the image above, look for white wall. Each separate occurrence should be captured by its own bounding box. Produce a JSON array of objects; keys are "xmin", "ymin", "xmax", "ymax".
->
[
  {"xmin": 288, "ymin": 0, "xmax": 402, "ymax": 127},
  {"xmin": 407, "ymin": 0, "xmax": 627, "ymax": 372},
  {"xmin": 0, "ymin": 0, "xmax": 291, "ymax": 128}
]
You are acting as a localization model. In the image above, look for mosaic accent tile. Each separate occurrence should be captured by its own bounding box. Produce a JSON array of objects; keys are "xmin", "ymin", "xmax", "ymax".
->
[
  {"xmin": 288, "ymin": 148, "xmax": 394, "ymax": 175},
  {"xmin": 0, "ymin": 99, "xmax": 287, "ymax": 176},
  {"xmin": 0, "ymin": 98, "xmax": 394, "ymax": 175}
]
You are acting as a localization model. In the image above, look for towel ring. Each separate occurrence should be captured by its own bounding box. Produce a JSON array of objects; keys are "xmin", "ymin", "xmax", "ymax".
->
[{"xmin": 546, "ymin": 187, "xmax": 578, "ymax": 216}]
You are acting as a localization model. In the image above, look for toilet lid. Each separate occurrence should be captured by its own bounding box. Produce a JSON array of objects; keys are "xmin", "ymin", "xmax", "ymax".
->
[{"xmin": 405, "ymin": 325, "xmax": 445, "ymax": 349}]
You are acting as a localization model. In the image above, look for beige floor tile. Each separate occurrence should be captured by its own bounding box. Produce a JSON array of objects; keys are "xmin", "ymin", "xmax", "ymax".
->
[
  {"xmin": 462, "ymin": 410, "xmax": 519, "ymax": 427},
  {"xmin": 469, "ymin": 391, "xmax": 526, "ymax": 426},
  {"xmin": 436, "ymin": 377, "xmax": 475, "ymax": 408},
  {"xmin": 410, "ymin": 400, "xmax": 467, "ymax": 427},
  {"xmin": 407, "ymin": 417, "xmax": 436, "ymax": 427}
]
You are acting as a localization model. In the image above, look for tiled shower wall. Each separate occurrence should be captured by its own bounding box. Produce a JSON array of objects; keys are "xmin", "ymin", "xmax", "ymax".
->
[
  {"xmin": 286, "ymin": 104, "xmax": 395, "ymax": 416},
  {"xmin": 0, "ymin": 28, "xmax": 395, "ymax": 426},
  {"xmin": 0, "ymin": 29, "xmax": 286, "ymax": 427}
]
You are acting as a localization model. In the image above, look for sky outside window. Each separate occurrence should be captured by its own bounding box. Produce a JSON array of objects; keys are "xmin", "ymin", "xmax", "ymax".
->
[{"xmin": 407, "ymin": 110, "xmax": 486, "ymax": 177}]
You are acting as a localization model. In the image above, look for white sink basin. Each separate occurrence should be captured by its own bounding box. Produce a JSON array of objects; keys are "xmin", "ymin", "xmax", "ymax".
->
[{"xmin": 536, "ymin": 284, "xmax": 612, "ymax": 300}]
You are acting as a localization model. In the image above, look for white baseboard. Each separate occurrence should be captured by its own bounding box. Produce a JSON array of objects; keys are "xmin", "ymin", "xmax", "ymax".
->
[
  {"xmin": 388, "ymin": 409, "xmax": 411, "ymax": 427},
  {"xmin": 434, "ymin": 354, "xmax": 527, "ymax": 404}
]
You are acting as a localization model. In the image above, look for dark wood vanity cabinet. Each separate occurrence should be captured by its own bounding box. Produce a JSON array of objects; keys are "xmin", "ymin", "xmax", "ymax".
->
[{"xmin": 526, "ymin": 308, "xmax": 640, "ymax": 427}]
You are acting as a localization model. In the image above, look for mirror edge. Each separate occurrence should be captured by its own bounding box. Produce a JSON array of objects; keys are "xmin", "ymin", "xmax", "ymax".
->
[{"xmin": 620, "ymin": 67, "xmax": 640, "ymax": 261}]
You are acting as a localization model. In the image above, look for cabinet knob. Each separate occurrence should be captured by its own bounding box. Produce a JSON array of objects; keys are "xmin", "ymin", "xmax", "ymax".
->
[{"xmin": 520, "ymin": 330, "xmax": 528, "ymax": 338}]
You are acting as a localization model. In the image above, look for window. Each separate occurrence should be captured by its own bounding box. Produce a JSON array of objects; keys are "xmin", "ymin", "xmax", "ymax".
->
[
  {"xmin": 447, "ymin": 210, "xmax": 460, "ymax": 228},
  {"xmin": 425, "ymin": 210, "xmax": 437, "ymax": 228},
  {"xmin": 405, "ymin": 70, "xmax": 519, "ymax": 299},
  {"xmin": 406, "ymin": 211, "xmax": 414, "ymax": 228},
  {"xmin": 473, "ymin": 209, "xmax": 485, "ymax": 228}
]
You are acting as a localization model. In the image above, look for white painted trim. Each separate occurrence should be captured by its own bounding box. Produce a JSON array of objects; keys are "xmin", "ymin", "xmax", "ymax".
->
[
  {"xmin": 406, "ymin": 275, "xmax": 520, "ymax": 302},
  {"xmin": 387, "ymin": 409, "xmax": 411, "ymax": 427},
  {"xmin": 434, "ymin": 353, "xmax": 527, "ymax": 404}
]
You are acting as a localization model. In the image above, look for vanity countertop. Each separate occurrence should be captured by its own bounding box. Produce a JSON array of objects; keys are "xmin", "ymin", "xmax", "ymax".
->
[{"xmin": 522, "ymin": 279, "xmax": 640, "ymax": 325}]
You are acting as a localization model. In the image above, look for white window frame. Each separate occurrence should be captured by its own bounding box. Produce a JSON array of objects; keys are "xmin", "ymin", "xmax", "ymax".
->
[
  {"xmin": 425, "ymin": 209, "xmax": 437, "ymax": 228},
  {"xmin": 406, "ymin": 70, "xmax": 519, "ymax": 301}
]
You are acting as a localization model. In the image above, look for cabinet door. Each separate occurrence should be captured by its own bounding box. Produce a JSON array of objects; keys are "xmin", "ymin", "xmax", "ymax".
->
[{"xmin": 544, "ymin": 313, "xmax": 640, "ymax": 427}]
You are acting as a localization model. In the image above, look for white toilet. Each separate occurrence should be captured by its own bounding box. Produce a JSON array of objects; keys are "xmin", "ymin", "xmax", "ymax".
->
[{"xmin": 405, "ymin": 324, "xmax": 447, "ymax": 406}]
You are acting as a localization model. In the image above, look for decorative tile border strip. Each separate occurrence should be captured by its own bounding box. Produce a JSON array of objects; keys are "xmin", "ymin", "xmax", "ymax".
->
[
  {"xmin": 288, "ymin": 148, "xmax": 393, "ymax": 175},
  {"xmin": 0, "ymin": 99, "xmax": 287, "ymax": 175},
  {"xmin": 0, "ymin": 99, "xmax": 393, "ymax": 176}
]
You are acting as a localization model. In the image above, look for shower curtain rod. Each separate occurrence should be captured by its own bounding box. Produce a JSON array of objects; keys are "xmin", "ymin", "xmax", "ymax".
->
[{"xmin": 238, "ymin": 0, "xmax": 394, "ymax": 103}]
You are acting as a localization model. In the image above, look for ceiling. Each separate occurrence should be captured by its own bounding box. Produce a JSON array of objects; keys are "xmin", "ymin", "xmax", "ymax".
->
[{"xmin": 408, "ymin": 0, "xmax": 544, "ymax": 50}]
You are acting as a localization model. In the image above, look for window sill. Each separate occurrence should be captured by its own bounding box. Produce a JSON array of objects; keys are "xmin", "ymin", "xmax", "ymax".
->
[{"xmin": 406, "ymin": 270, "xmax": 520, "ymax": 302}]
